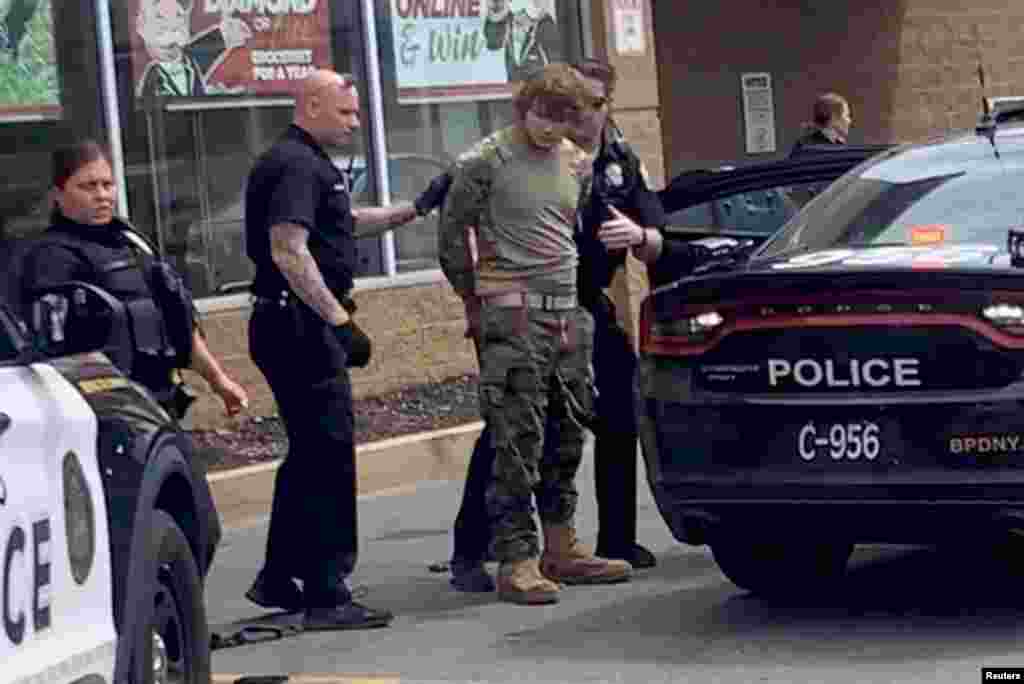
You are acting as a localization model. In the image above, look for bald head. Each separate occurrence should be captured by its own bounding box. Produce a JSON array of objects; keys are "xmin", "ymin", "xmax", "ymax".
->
[{"xmin": 294, "ymin": 69, "xmax": 360, "ymax": 148}]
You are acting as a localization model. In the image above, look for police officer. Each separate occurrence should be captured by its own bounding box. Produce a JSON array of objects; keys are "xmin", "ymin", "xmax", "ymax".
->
[
  {"xmin": 790, "ymin": 92, "xmax": 852, "ymax": 157},
  {"xmin": 21, "ymin": 140, "xmax": 249, "ymax": 421},
  {"xmin": 568, "ymin": 58, "xmax": 666, "ymax": 569},
  {"xmin": 243, "ymin": 69, "xmax": 413, "ymax": 630}
]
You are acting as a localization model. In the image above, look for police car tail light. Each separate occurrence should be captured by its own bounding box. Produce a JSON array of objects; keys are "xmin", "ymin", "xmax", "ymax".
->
[
  {"xmin": 644, "ymin": 310, "xmax": 725, "ymax": 351},
  {"xmin": 982, "ymin": 303, "xmax": 1024, "ymax": 335},
  {"xmin": 63, "ymin": 450, "xmax": 96, "ymax": 585}
]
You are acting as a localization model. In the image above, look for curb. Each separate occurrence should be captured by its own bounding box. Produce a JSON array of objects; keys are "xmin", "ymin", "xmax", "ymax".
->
[
  {"xmin": 212, "ymin": 676, "xmax": 400, "ymax": 683},
  {"xmin": 207, "ymin": 421, "xmax": 484, "ymax": 530}
]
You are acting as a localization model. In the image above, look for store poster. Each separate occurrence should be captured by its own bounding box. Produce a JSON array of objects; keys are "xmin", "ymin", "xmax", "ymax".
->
[
  {"xmin": 391, "ymin": 0, "xmax": 562, "ymax": 105},
  {"xmin": 129, "ymin": 0, "xmax": 334, "ymax": 100},
  {"xmin": 610, "ymin": 0, "xmax": 645, "ymax": 55},
  {"xmin": 0, "ymin": 0, "xmax": 61, "ymax": 120}
]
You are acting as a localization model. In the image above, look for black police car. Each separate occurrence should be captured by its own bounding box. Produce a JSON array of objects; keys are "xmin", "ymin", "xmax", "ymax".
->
[
  {"xmin": 0, "ymin": 283, "xmax": 219, "ymax": 684},
  {"xmin": 639, "ymin": 105, "xmax": 1024, "ymax": 596}
]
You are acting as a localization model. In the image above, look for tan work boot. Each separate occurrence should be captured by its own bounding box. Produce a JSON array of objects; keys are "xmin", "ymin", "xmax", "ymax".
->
[
  {"xmin": 496, "ymin": 558, "xmax": 561, "ymax": 605},
  {"xmin": 540, "ymin": 524, "xmax": 633, "ymax": 585}
]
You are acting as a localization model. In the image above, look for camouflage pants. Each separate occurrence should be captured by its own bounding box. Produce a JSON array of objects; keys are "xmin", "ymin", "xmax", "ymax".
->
[{"xmin": 478, "ymin": 303, "xmax": 597, "ymax": 563}]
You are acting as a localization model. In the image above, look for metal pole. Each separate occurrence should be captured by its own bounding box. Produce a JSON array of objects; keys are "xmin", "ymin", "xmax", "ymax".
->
[
  {"xmin": 94, "ymin": 0, "xmax": 129, "ymax": 219},
  {"xmin": 580, "ymin": 0, "xmax": 595, "ymax": 58},
  {"xmin": 359, "ymin": 0, "xmax": 397, "ymax": 277}
]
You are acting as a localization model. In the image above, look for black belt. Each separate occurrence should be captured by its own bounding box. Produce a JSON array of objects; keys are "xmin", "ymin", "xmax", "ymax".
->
[
  {"xmin": 252, "ymin": 290, "xmax": 290, "ymax": 309},
  {"xmin": 252, "ymin": 291, "xmax": 357, "ymax": 314}
]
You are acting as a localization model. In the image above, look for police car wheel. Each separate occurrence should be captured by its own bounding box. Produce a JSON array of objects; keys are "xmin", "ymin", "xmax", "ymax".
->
[
  {"xmin": 132, "ymin": 509, "xmax": 211, "ymax": 684},
  {"xmin": 710, "ymin": 539, "xmax": 853, "ymax": 597}
]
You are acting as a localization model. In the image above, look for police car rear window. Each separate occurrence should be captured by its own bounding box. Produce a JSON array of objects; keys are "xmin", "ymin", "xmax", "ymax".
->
[{"xmin": 758, "ymin": 164, "xmax": 1024, "ymax": 258}]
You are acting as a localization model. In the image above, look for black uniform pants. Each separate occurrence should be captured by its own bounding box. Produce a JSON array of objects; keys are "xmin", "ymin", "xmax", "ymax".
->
[
  {"xmin": 249, "ymin": 300, "xmax": 356, "ymax": 608},
  {"xmin": 451, "ymin": 309, "xmax": 640, "ymax": 563}
]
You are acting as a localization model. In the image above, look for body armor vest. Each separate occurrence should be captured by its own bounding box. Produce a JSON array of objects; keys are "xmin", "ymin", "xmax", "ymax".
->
[{"xmin": 27, "ymin": 220, "xmax": 194, "ymax": 391}]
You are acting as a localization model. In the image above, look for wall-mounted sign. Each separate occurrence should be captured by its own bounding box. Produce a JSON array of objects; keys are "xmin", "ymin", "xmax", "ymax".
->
[
  {"xmin": 610, "ymin": 0, "xmax": 645, "ymax": 55},
  {"xmin": 741, "ymin": 72, "xmax": 776, "ymax": 154},
  {"xmin": 0, "ymin": 0, "xmax": 61, "ymax": 121},
  {"xmin": 390, "ymin": 0, "xmax": 563, "ymax": 105},
  {"xmin": 128, "ymin": 0, "xmax": 334, "ymax": 101}
]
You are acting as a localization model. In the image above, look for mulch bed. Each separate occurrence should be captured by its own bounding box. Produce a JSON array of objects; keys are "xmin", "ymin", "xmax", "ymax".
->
[{"xmin": 190, "ymin": 374, "xmax": 482, "ymax": 472}]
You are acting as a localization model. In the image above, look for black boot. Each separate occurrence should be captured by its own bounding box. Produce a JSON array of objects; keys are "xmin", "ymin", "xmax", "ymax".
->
[
  {"xmin": 245, "ymin": 570, "xmax": 304, "ymax": 612},
  {"xmin": 595, "ymin": 543, "xmax": 657, "ymax": 569},
  {"xmin": 450, "ymin": 559, "xmax": 495, "ymax": 592},
  {"xmin": 303, "ymin": 602, "xmax": 394, "ymax": 631}
]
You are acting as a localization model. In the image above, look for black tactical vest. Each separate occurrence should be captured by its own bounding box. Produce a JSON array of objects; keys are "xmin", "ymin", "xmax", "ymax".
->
[{"xmin": 24, "ymin": 217, "xmax": 193, "ymax": 387}]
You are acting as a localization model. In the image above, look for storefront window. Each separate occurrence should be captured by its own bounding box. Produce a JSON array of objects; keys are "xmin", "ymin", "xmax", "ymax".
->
[
  {"xmin": 0, "ymin": 0, "xmax": 588, "ymax": 306},
  {"xmin": 369, "ymin": 0, "xmax": 584, "ymax": 273},
  {"xmin": 0, "ymin": 0, "xmax": 106, "ymax": 306},
  {"xmin": 109, "ymin": 0, "xmax": 379, "ymax": 298}
]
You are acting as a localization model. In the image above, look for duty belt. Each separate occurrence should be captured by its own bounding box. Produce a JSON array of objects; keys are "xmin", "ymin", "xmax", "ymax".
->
[
  {"xmin": 251, "ymin": 290, "xmax": 290, "ymax": 308},
  {"xmin": 252, "ymin": 290, "xmax": 358, "ymax": 314},
  {"xmin": 485, "ymin": 292, "xmax": 577, "ymax": 311}
]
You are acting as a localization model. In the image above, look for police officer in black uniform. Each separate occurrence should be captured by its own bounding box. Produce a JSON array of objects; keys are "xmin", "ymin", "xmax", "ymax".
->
[
  {"xmin": 21, "ymin": 140, "xmax": 249, "ymax": 422},
  {"xmin": 558, "ymin": 57, "xmax": 665, "ymax": 569},
  {"xmin": 435, "ymin": 59, "xmax": 668, "ymax": 592},
  {"xmin": 242, "ymin": 69, "xmax": 400, "ymax": 631}
]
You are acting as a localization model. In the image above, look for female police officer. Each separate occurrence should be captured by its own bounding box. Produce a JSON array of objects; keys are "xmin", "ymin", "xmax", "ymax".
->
[{"xmin": 21, "ymin": 140, "xmax": 249, "ymax": 420}]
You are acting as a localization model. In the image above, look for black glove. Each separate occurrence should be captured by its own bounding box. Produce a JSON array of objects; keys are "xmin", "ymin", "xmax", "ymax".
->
[
  {"xmin": 414, "ymin": 171, "xmax": 453, "ymax": 216},
  {"xmin": 331, "ymin": 320, "xmax": 373, "ymax": 368}
]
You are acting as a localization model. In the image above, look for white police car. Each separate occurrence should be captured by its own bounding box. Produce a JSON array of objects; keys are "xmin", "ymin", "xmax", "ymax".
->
[{"xmin": 1, "ymin": 283, "xmax": 220, "ymax": 684}]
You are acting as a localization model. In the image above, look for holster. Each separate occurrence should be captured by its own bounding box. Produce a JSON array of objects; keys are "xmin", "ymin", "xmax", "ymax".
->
[{"xmin": 153, "ymin": 382, "xmax": 196, "ymax": 422}]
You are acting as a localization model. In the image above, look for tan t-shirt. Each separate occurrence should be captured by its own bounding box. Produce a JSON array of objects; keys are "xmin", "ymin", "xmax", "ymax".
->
[{"xmin": 438, "ymin": 125, "xmax": 592, "ymax": 298}]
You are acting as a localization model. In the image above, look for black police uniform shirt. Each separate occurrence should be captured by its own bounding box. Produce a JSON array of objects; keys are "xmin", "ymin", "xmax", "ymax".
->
[
  {"xmin": 577, "ymin": 121, "xmax": 666, "ymax": 314},
  {"xmin": 246, "ymin": 125, "xmax": 356, "ymax": 300}
]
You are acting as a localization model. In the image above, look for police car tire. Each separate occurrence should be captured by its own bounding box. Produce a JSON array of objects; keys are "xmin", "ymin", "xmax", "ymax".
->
[
  {"xmin": 710, "ymin": 539, "xmax": 853, "ymax": 597},
  {"xmin": 131, "ymin": 509, "xmax": 211, "ymax": 684}
]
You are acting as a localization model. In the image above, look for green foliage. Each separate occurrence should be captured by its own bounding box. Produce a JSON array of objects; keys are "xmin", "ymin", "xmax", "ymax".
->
[{"xmin": 0, "ymin": 0, "xmax": 59, "ymax": 110}]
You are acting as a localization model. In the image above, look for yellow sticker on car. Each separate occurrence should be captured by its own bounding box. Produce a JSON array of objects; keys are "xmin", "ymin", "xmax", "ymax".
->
[
  {"xmin": 909, "ymin": 224, "xmax": 947, "ymax": 246},
  {"xmin": 78, "ymin": 377, "xmax": 129, "ymax": 394}
]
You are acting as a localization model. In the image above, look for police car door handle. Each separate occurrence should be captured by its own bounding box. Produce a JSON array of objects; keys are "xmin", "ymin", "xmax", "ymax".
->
[{"xmin": 0, "ymin": 412, "xmax": 9, "ymax": 435}]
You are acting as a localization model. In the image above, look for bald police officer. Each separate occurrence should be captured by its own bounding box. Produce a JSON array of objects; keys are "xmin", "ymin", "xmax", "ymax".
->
[{"xmin": 244, "ymin": 69, "xmax": 414, "ymax": 630}]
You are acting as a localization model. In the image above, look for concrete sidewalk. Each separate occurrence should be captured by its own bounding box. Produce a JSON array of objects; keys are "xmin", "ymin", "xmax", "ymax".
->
[{"xmin": 207, "ymin": 421, "xmax": 484, "ymax": 530}]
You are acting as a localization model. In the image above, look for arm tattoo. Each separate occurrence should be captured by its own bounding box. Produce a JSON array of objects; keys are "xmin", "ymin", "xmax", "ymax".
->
[{"xmin": 270, "ymin": 222, "xmax": 348, "ymax": 325}]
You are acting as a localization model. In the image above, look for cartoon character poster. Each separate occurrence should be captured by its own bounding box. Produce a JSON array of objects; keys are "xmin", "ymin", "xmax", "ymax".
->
[
  {"xmin": 129, "ymin": 0, "xmax": 334, "ymax": 100},
  {"xmin": 0, "ymin": 0, "xmax": 60, "ymax": 120},
  {"xmin": 391, "ymin": 0, "xmax": 562, "ymax": 104}
]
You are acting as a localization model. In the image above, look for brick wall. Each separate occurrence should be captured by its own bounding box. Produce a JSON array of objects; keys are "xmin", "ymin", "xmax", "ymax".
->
[
  {"xmin": 653, "ymin": 1, "xmax": 1024, "ymax": 175},
  {"xmin": 183, "ymin": 278, "xmax": 479, "ymax": 429},
  {"xmin": 653, "ymin": 2, "xmax": 909, "ymax": 174},
  {"xmin": 893, "ymin": 3, "xmax": 1024, "ymax": 141}
]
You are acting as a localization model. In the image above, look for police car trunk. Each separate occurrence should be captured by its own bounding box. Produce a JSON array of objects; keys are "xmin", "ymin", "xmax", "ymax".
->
[{"xmin": 638, "ymin": 133, "xmax": 1024, "ymax": 594}]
